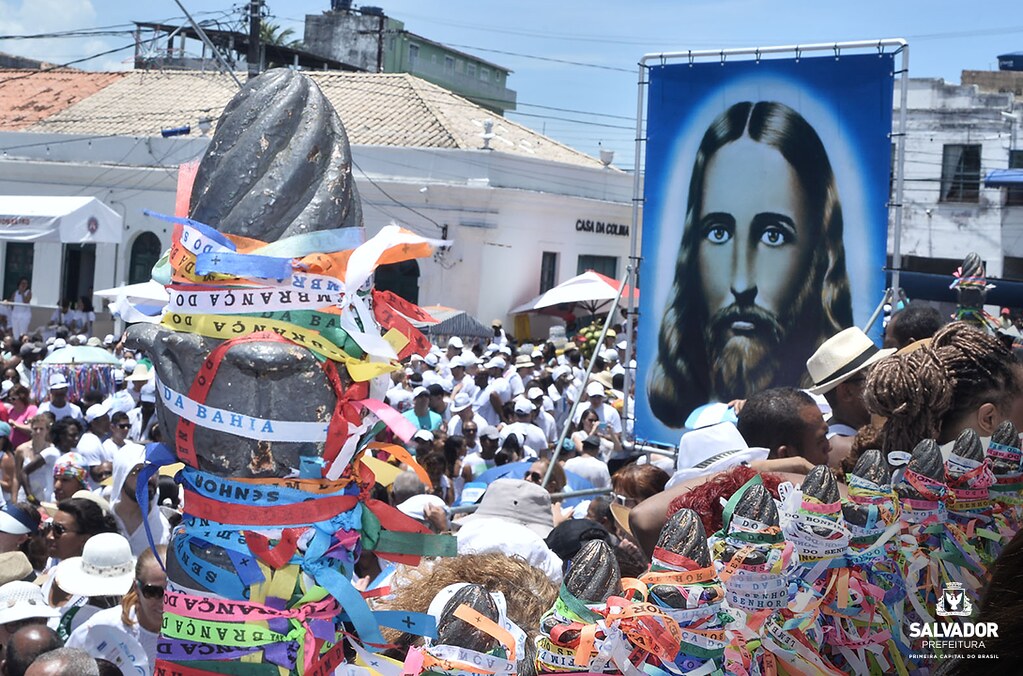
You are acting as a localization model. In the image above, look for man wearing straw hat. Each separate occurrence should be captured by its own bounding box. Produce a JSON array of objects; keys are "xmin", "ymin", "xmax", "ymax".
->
[{"xmin": 806, "ymin": 327, "xmax": 895, "ymax": 466}]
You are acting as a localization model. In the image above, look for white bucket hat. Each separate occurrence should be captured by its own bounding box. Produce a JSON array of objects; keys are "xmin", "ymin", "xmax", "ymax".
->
[{"xmin": 55, "ymin": 532, "xmax": 135, "ymax": 597}]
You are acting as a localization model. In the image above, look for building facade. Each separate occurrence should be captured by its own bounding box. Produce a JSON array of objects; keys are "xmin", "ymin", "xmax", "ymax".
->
[
  {"xmin": 893, "ymin": 77, "xmax": 1022, "ymax": 281},
  {"xmin": 303, "ymin": 7, "xmax": 516, "ymax": 114},
  {"xmin": 0, "ymin": 69, "xmax": 624, "ymax": 339}
]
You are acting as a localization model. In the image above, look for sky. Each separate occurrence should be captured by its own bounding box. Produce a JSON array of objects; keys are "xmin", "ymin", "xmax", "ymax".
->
[{"xmin": 1, "ymin": 0, "xmax": 1021, "ymax": 167}]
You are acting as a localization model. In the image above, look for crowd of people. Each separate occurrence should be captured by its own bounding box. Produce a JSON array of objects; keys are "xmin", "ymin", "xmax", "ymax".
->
[{"xmin": 3, "ymin": 301, "xmax": 1023, "ymax": 674}]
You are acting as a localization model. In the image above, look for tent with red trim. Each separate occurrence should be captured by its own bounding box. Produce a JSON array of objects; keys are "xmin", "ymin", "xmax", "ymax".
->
[{"xmin": 510, "ymin": 269, "xmax": 639, "ymax": 315}]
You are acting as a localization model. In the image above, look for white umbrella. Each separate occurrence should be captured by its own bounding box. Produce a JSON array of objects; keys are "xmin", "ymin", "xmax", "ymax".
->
[{"xmin": 510, "ymin": 270, "xmax": 638, "ymax": 314}]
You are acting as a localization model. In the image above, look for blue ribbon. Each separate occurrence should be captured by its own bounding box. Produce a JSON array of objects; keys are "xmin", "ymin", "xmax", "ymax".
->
[
  {"xmin": 195, "ymin": 252, "xmax": 293, "ymax": 280},
  {"xmin": 178, "ymin": 467, "xmax": 360, "ymax": 507},
  {"xmin": 251, "ymin": 227, "xmax": 365, "ymax": 258},
  {"xmin": 373, "ymin": 610, "xmax": 436, "ymax": 638},
  {"xmin": 143, "ymin": 210, "xmax": 237, "ymax": 250},
  {"xmin": 172, "ymin": 532, "xmax": 251, "ymax": 599}
]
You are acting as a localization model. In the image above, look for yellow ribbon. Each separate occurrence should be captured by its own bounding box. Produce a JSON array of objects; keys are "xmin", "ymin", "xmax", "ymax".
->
[{"xmin": 161, "ymin": 312, "xmax": 396, "ymax": 381}]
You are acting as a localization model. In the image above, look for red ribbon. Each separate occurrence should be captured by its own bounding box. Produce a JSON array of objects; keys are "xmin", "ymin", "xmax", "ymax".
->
[
  {"xmin": 321, "ymin": 358, "xmax": 369, "ymax": 475},
  {"xmin": 185, "ymin": 491, "xmax": 357, "ymax": 526},
  {"xmin": 244, "ymin": 527, "xmax": 307, "ymax": 569},
  {"xmin": 372, "ymin": 289, "xmax": 433, "ymax": 360}
]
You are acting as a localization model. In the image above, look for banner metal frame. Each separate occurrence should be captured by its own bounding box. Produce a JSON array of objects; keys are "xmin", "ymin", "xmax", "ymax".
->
[{"xmin": 621, "ymin": 39, "xmax": 910, "ymax": 447}]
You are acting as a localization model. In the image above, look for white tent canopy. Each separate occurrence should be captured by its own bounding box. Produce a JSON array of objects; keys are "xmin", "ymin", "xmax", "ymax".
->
[{"xmin": 0, "ymin": 196, "xmax": 124, "ymax": 244}]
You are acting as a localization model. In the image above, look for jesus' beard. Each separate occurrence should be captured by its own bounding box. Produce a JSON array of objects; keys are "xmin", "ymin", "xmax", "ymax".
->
[{"xmin": 705, "ymin": 303, "xmax": 786, "ymax": 402}]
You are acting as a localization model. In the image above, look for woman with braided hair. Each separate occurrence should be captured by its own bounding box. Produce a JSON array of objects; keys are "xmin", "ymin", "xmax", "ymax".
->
[{"xmin": 864, "ymin": 321, "xmax": 1023, "ymax": 453}]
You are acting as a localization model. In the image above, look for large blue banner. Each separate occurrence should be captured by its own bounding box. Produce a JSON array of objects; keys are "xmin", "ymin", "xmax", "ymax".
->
[{"xmin": 635, "ymin": 53, "xmax": 894, "ymax": 445}]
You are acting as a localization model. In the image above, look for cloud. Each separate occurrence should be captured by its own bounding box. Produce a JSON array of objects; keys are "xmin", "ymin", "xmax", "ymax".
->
[{"xmin": 0, "ymin": 0, "xmax": 125, "ymax": 69}]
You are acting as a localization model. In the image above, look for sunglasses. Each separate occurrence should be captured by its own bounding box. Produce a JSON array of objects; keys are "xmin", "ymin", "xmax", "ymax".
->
[
  {"xmin": 116, "ymin": 423, "xmax": 131, "ymax": 429},
  {"xmin": 611, "ymin": 492, "xmax": 639, "ymax": 508},
  {"xmin": 137, "ymin": 581, "xmax": 165, "ymax": 600},
  {"xmin": 525, "ymin": 471, "xmax": 543, "ymax": 484},
  {"xmin": 49, "ymin": 522, "xmax": 79, "ymax": 537}
]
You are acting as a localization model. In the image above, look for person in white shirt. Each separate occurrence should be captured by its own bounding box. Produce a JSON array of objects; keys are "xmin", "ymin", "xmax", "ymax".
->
[
  {"xmin": 446, "ymin": 393, "xmax": 487, "ymax": 437},
  {"xmin": 16, "ymin": 412, "xmax": 58, "ymax": 504},
  {"xmin": 103, "ymin": 370, "xmax": 136, "ymax": 416},
  {"xmin": 547, "ymin": 366, "xmax": 576, "ymax": 430},
  {"xmin": 76, "ymin": 403, "xmax": 112, "ymax": 471},
  {"xmin": 564, "ymin": 434, "xmax": 612, "ymax": 489},
  {"xmin": 36, "ymin": 375, "xmax": 83, "ymax": 423},
  {"xmin": 102, "ymin": 412, "xmax": 144, "ymax": 466},
  {"xmin": 109, "ymin": 444, "xmax": 170, "ymax": 556},
  {"xmin": 572, "ymin": 381, "xmax": 623, "ymax": 434},
  {"xmin": 472, "ymin": 358, "xmax": 510, "ymax": 427},
  {"xmin": 526, "ymin": 387, "xmax": 558, "ymax": 444},
  {"xmin": 449, "ymin": 356, "xmax": 478, "ymax": 400},
  {"xmin": 66, "ymin": 545, "xmax": 167, "ymax": 673},
  {"xmin": 498, "ymin": 399, "xmax": 549, "ymax": 458}
]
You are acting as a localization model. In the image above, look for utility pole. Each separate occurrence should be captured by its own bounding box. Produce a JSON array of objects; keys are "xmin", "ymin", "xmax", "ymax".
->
[{"xmin": 247, "ymin": 0, "xmax": 262, "ymax": 80}]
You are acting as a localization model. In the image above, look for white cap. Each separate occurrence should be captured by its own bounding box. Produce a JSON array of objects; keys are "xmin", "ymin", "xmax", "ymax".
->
[
  {"xmin": 531, "ymin": 349, "xmax": 543, "ymax": 359},
  {"xmin": 514, "ymin": 398, "xmax": 535, "ymax": 415},
  {"xmin": 48, "ymin": 373, "xmax": 69, "ymax": 390},
  {"xmin": 112, "ymin": 369, "xmax": 125, "ymax": 383},
  {"xmin": 397, "ymin": 494, "xmax": 447, "ymax": 521},
  {"xmin": 85, "ymin": 402, "xmax": 110, "ymax": 423},
  {"xmin": 412, "ymin": 386, "xmax": 429, "ymax": 399},
  {"xmin": 526, "ymin": 386, "xmax": 544, "ymax": 400},
  {"xmin": 553, "ymin": 365, "xmax": 571, "ymax": 381},
  {"xmin": 103, "ymin": 334, "xmax": 115, "ymax": 345},
  {"xmin": 52, "ymin": 338, "xmax": 67, "ymax": 350},
  {"xmin": 485, "ymin": 357, "xmax": 506, "ymax": 370},
  {"xmin": 410, "ymin": 354, "xmax": 424, "ymax": 362},
  {"xmin": 140, "ymin": 381, "xmax": 157, "ymax": 403},
  {"xmin": 585, "ymin": 381, "xmax": 605, "ymax": 398},
  {"xmin": 424, "ymin": 353, "xmax": 439, "ymax": 367},
  {"xmin": 122, "ymin": 359, "xmax": 137, "ymax": 374},
  {"xmin": 448, "ymin": 337, "xmax": 464, "ymax": 350},
  {"xmin": 412, "ymin": 429, "xmax": 434, "ymax": 443},
  {"xmin": 616, "ymin": 340, "xmax": 628, "ymax": 350},
  {"xmin": 600, "ymin": 348, "xmax": 619, "ymax": 363}
]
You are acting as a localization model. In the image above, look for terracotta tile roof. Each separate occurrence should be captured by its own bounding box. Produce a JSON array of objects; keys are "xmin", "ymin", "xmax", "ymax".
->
[
  {"xmin": 9, "ymin": 69, "xmax": 604, "ymax": 168},
  {"xmin": 0, "ymin": 69, "xmax": 128, "ymax": 130}
]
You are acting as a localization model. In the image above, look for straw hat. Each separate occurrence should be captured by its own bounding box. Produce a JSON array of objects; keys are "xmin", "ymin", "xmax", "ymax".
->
[{"xmin": 807, "ymin": 327, "xmax": 895, "ymax": 395}]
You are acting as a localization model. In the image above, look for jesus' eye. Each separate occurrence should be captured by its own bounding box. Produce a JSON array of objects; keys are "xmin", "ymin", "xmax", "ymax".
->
[
  {"xmin": 760, "ymin": 225, "xmax": 792, "ymax": 247},
  {"xmin": 704, "ymin": 225, "xmax": 732, "ymax": 245}
]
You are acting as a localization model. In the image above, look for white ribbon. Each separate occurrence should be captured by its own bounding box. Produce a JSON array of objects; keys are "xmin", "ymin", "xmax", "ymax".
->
[
  {"xmin": 166, "ymin": 285, "xmax": 343, "ymax": 315},
  {"xmin": 155, "ymin": 376, "xmax": 329, "ymax": 442}
]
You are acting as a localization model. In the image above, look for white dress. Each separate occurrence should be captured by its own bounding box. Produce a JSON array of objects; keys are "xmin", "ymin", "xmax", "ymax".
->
[{"xmin": 11, "ymin": 289, "xmax": 31, "ymax": 338}]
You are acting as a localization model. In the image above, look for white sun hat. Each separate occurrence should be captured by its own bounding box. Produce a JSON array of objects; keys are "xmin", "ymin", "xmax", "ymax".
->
[{"xmin": 54, "ymin": 532, "xmax": 135, "ymax": 597}]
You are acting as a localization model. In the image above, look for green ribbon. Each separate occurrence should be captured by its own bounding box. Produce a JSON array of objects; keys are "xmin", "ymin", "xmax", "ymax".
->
[
  {"xmin": 717, "ymin": 473, "xmax": 763, "ymax": 537},
  {"xmin": 240, "ymin": 310, "xmax": 366, "ymax": 359},
  {"xmin": 183, "ymin": 661, "xmax": 282, "ymax": 676},
  {"xmin": 375, "ymin": 530, "xmax": 457, "ymax": 557},
  {"xmin": 555, "ymin": 583, "xmax": 602, "ymax": 624},
  {"xmin": 162, "ymin": 613, "xmax": 291, "ymax": 647}
]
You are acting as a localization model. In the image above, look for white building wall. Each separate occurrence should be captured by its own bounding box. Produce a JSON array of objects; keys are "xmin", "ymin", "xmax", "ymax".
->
[
  {"xmin": 894, "ymin": 79, "xmax": 1018, "ymax": 276},
  {"xmin": 0, "ymin": 132, "xmax": 633, "ymax": 340}
]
